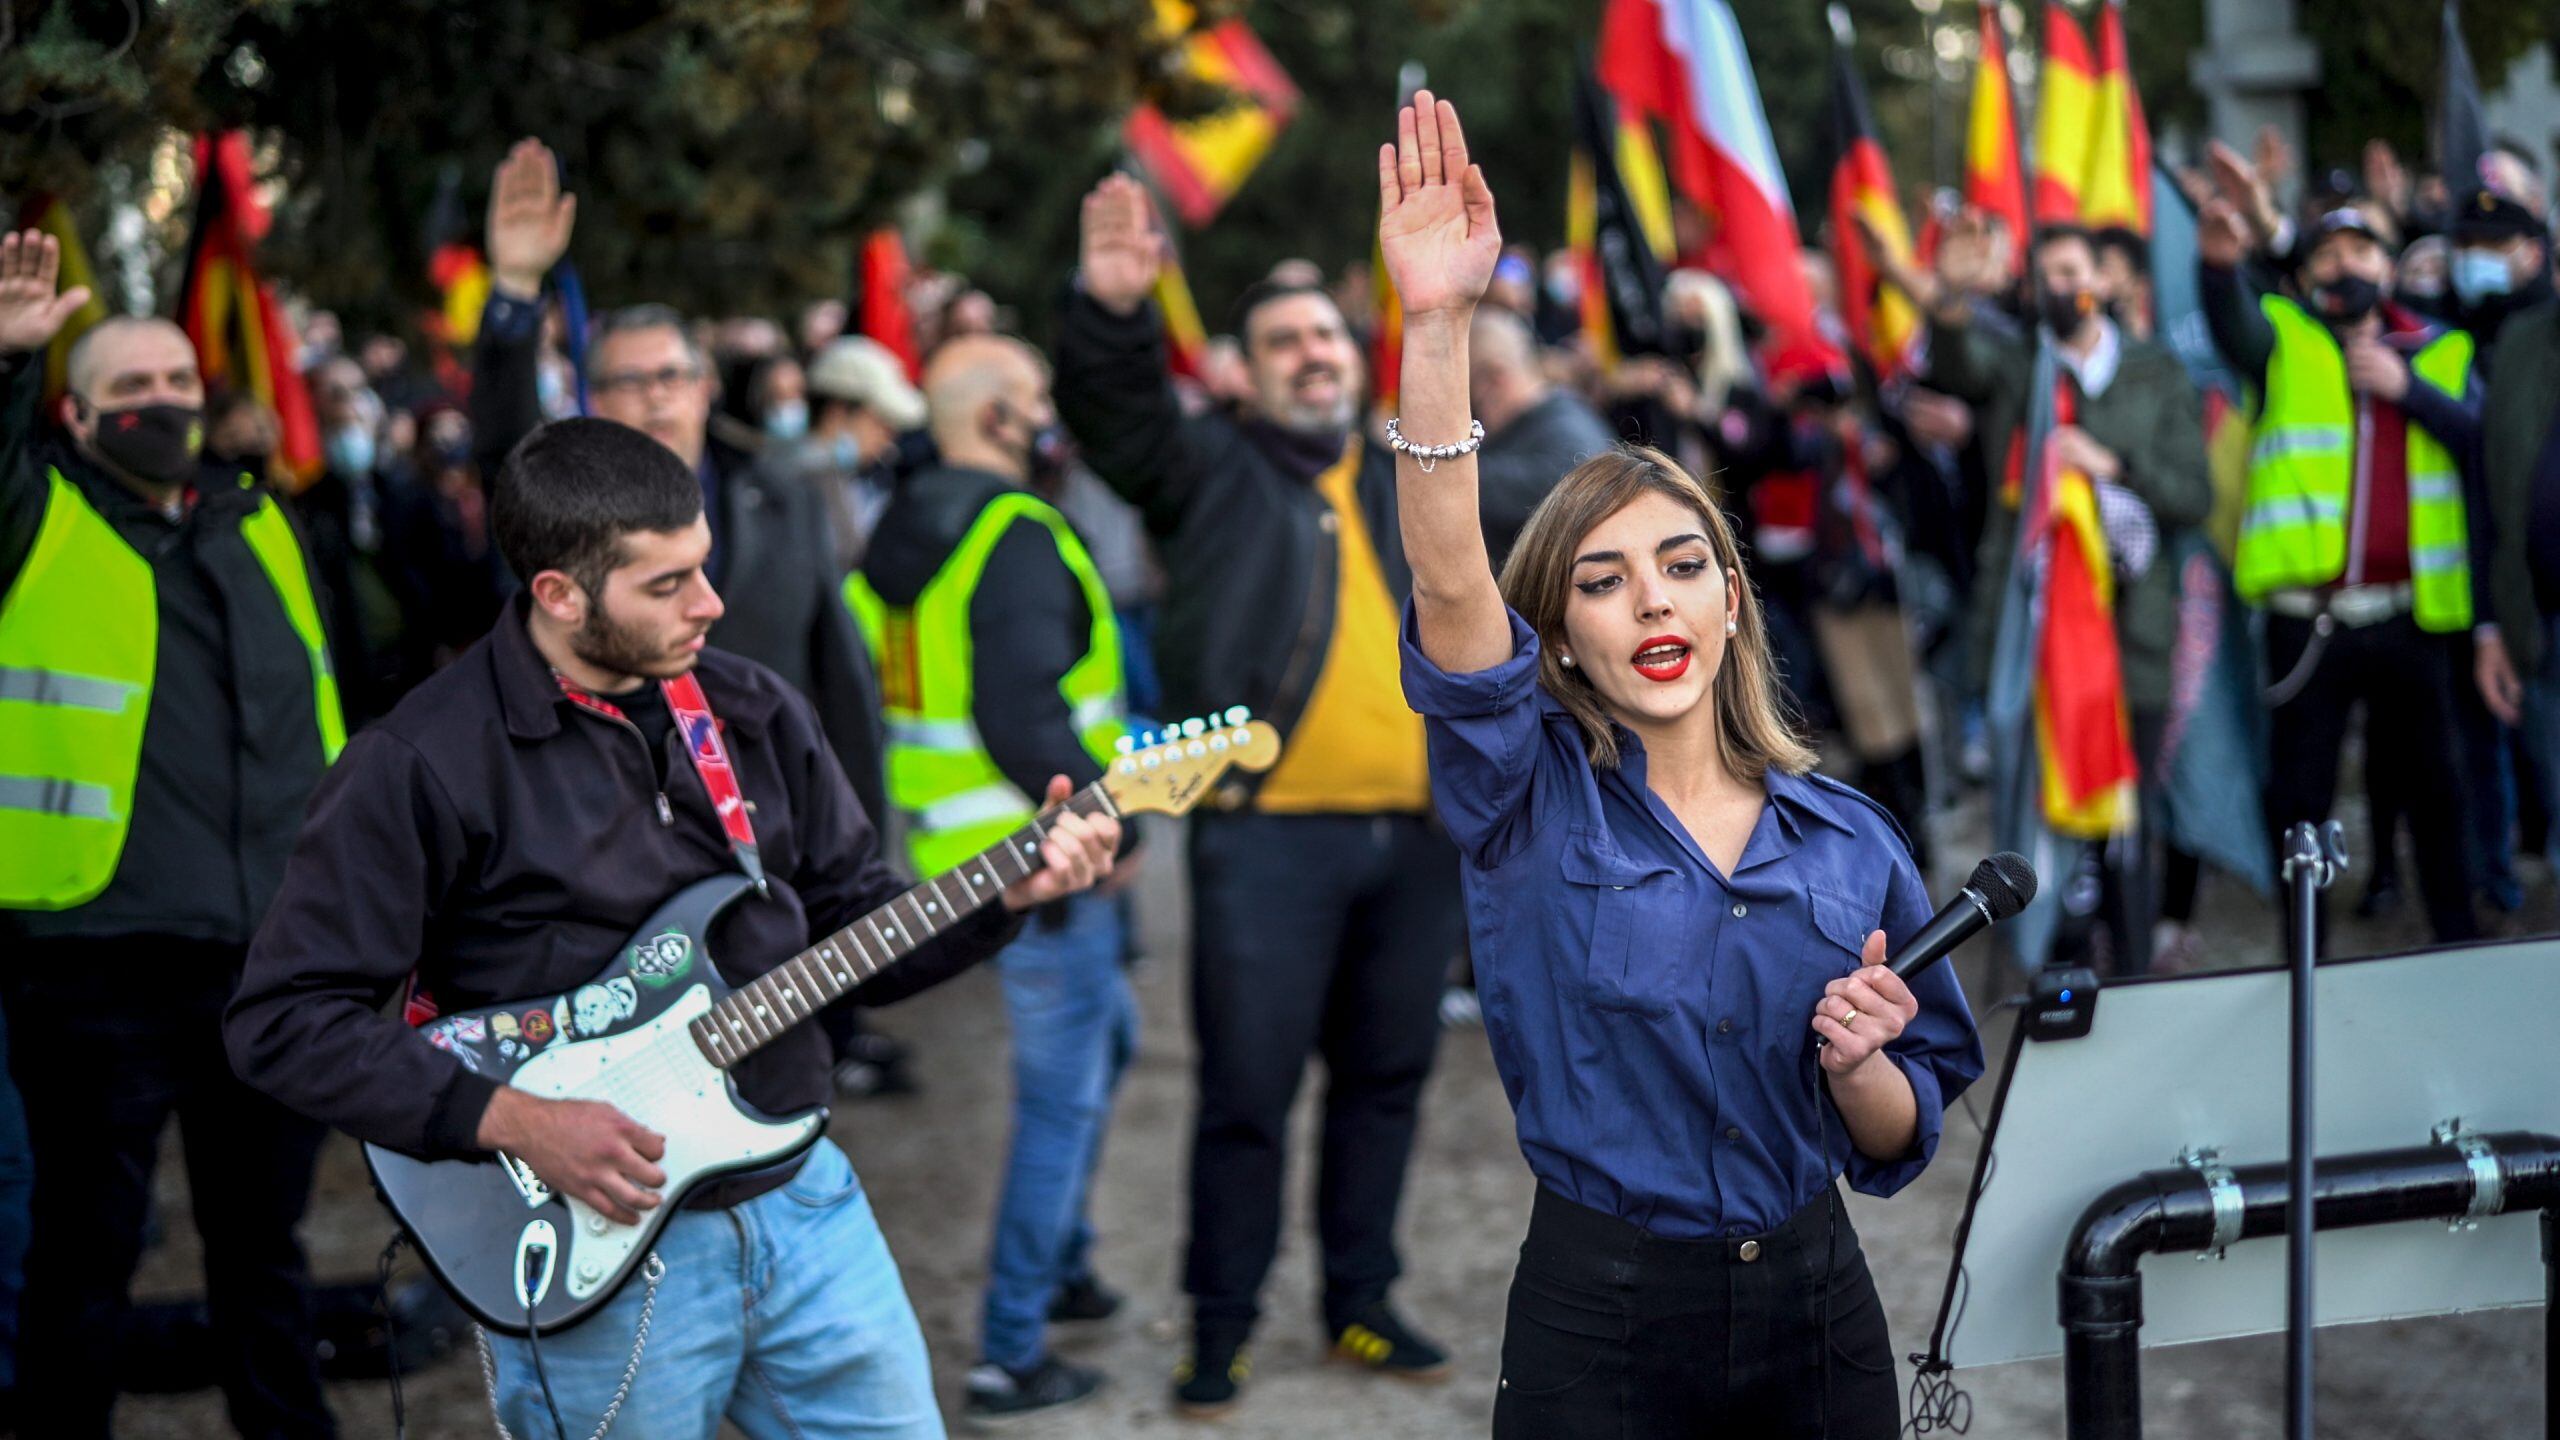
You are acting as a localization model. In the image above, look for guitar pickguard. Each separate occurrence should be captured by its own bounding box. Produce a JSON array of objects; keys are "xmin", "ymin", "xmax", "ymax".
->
[{"xmin": 502, "ymin": 984, "xmax": 825, "ymax": 1299}]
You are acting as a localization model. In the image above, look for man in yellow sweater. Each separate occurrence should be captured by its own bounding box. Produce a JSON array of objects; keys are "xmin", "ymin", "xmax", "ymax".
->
[{"xmin": 1057, "ymin": 175, "xmax": 1460, "ymax": 1418}]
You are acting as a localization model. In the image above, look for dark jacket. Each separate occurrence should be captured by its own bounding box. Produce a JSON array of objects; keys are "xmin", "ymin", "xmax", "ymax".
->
[
  {"xmin": 226, "ymin": 598, "xmax": 1020, "ymax": 1160},
  {"xmin": 471, "ymin": 291, "xmax": 889, "ymax": 830},
  {"xmin": 861, "ymin": 464, "xmax": 1107, "ymax": 797},
  {"xmin": 1479, "ymin": 388, "xmax": 1616, "ymax": 569},
  {"xmin": 2479, "ymin": 298, "xmax": 2560, "ymax": 672},
  {"xmin": 0, "ymin": 353, "xmax": 332, "ymax": 944},
  {"xmin": 1055, "ymin": 290, "xmax": 1410, "ymax": 771},
  {"xmin": 1924, "ymin": 318, "xmax": 2213, "ymax": 710}
]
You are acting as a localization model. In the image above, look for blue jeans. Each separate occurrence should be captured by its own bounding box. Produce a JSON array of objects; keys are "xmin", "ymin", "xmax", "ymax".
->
[
  {"xmin": 2524, "ymin": 616, "xmax": 2560, "ymax": 877},
  {"xmin": 484, "ymin": 1140, "xmax": 942, "ymax": 1439},
  {"xmin": 0, "ymin": 998, "xmax": 26, "ymax": 1391},
  {"xmin": 981, "ymin": 892, "xmax": 1137, "ymax": 1370}
]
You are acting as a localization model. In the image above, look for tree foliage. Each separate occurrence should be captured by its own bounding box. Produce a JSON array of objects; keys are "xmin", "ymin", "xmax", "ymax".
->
[{"xmin": 2299, "ymin": 0, "xmax": 2555, "ymax": 174}]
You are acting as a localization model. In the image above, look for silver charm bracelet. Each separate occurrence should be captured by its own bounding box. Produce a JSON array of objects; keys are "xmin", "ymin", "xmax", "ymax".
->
[{"xmin": 1386, "ymin": 417, "xmax": 1485, "ymax": 473}]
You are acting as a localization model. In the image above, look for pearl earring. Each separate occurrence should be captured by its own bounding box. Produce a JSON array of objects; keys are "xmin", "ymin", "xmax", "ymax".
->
[
  {"xmin": 1725, "ymin": 619, "xmax": 1738, "ymax": 636},
  {"xmin": 1560, "ymin": 654, "xmax": 1576, "ymax": 668}
]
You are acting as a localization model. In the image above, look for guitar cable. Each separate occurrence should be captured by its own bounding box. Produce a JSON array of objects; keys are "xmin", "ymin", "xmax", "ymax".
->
[
  {"xmin": 524, "ymin": 1294, "xmax": 571, "ymax": 1440},
  {"xmin": 375, "ymin": 1233, "xmax": 409, "ymax": 1440}
]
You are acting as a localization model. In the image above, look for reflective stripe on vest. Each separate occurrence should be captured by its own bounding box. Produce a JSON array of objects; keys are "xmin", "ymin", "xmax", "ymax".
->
[
  {"xmin": 2236, "ymin": 298, "xmax": 2475, "ymax": 631},
  {"xmin": 845, "ymin": 491, "xmax": 1126, "ymax": 876},
  {"xmin": 0, "ymin": 470, "xmax": 344, "ymax": 909}
]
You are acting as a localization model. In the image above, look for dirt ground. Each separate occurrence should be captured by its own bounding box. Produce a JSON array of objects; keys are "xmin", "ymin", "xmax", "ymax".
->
[{"xmin": 121, "ymin": 790, "xmax": 2555, "ymax": 1439}]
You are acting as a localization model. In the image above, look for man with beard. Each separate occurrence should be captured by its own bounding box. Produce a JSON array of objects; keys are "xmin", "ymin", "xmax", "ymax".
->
[
  {"xmin": 468, "ymin": 140, "xmax": 886, "ymax": 831},
  {"xmin": 2198, "ymin": 195, "xmax": 2484, "ymax": 948},
  {"xmin": 0, "ymin": 231, "xmax": 342, "ymax": 1437},
  {"xmin": 228, "ymin": 417, "xmax": 1121, "ymax": 1436},
  {"xmin": 1057, "ymin": 173, "xmax": 1460, "ymax": 1417}
]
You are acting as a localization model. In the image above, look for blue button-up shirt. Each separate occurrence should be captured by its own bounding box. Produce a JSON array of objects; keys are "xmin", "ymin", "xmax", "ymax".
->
[{"xmin": 1403, "ymin": 607, "xmax": 1984, "ymax": 1239}]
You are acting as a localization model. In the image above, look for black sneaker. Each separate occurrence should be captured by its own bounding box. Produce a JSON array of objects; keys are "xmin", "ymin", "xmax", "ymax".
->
[
  {"xmin": 1048, "ymin": 1275, "xmax": 1124, "ymax": 1323},
  {"xmin": 964, "ymin": 1356, "xmax": 1103, "ymax": 1424},
  {"xmin": 1328, "ymin": 1302, "xmax": 1451, "ymax": 1382},
  {"xmin": 2355, "ymin": 870, "xmax": 2405, "ymax": 920},
  {"xmin": 1171, "ymin": 1336, "xmax": 1251, "ymax": 1418}
]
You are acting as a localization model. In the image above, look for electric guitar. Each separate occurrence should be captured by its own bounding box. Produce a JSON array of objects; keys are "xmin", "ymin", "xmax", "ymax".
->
[{"xmin": 368, "ymin": 712, "xmax": 1280, "ymax": 1335}]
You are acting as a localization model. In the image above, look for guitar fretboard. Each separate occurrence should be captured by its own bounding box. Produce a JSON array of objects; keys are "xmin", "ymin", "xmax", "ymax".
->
[{"xmin": 688, "ymin": 784, "xmax": 1119, "ymax": 1070}]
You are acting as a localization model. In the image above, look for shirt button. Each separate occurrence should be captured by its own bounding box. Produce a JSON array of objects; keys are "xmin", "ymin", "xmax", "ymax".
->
[
  {"xmin": 1739, "ymin": 1240, "xmax": 1762, "ymax": 1262},
  {"xmin": 1716, "ymin": 1019, "xmax": 1734, "ymax": 1035},
  {"xmin": 1731, "ymin": 903, "xmax": 1748, "ymax": 918},
  {"xmin": 1724, "ymin": 1126, "xmax": 1742, "ymax": 1141}
]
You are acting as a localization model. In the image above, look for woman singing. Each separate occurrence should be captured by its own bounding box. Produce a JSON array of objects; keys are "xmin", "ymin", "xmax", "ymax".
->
[{"xmin": 1375, "ymin": 93, "xmax": 1985, "ymax": 1437}]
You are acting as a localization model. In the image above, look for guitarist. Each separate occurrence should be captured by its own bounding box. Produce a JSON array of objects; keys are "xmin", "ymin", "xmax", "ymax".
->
[{"xmin": 227, "ymin": 417, "xmax": 1121, "ymax": 1438}]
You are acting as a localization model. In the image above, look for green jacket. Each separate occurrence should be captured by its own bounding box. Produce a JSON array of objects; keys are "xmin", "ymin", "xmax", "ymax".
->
[
  {"xmin": 2479, "ymin": 298, "xmax": 2560, "ymax": 673},
  {"xmin": 1926, "ymin": 316, "xmax": 2214, "ymax": 710}
]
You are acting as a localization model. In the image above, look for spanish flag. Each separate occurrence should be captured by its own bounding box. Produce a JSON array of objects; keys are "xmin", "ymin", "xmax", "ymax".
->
[
  {"xmin": 2078, "ymin": 0, "xmax": 2152, "ymax": 236},
  {"xmin": 2031, "ymin": 384, "xmax": 2138, "ymax": 836},
  {"xmin": 178, "ymin": 131, "xmax": 321, "ymax": 490},
  {"xmin": 853, "ymin": 229, "xmax": 920, "ymax": 382},
  {"xmin": 1153, "ymin": 241, "xmax": 1210, "ymax": 381},
  {"xmin": 1963, "ymin": 0, "xmax": 2030, "ymax": 277},
  {"xmin": 15, "ymin": 196, "xmax": 108, "ymax": 404},
  {"xmin": 2033, "ymin": 1, "xmax": 2098, "ymax": 224},
  {"xmin": 1826, "ymin": 13, "xmax": 1919, "ymax": 381},
  {"xmin": 1123, "ymin": 0, "xmax": 1299, "ymax": 229}
]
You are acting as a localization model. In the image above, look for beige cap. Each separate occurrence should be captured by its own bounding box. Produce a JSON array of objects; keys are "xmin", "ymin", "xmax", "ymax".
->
[{"xmin": 807, "ymin": 336, "xmax": 926, "ymax": 430}]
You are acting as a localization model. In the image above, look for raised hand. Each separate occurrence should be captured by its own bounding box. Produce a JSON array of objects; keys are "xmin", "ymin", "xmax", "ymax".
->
[
  {"xmin": 1854, "ymin": 210, "xmax": 1941, "ymax": 312},
  {"xmin": 2206, "ymin": 140, "xmax": 2280, "ymax": 245},
  {"xmin": 0, "ymin": 230, "xmax": 93, "ymax": 358},
  {"xmin": 2197, "ymin": 196, "xmax": 2250, "ymax": 269},
  {"xmin": 1377, "ymin": 89, "xmax": 1500, "ymax": 320},
  {"xmin": 1934, "ymin": 207, "xmax": 2008, "ymax": 299},
  {"xmin": 1077, "ymin": 174, "xmax": 1165, "ymax": 318},
  {"xmin": 487, "ymin": 138, "xmax": 577, "ymax": 299}
]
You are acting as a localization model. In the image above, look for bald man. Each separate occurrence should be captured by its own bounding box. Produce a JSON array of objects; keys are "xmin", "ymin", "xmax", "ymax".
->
[
  {"xmin": 848, "ymin": 334, "xmax": 1136, "ymax": 1421},
  {"xmin": 1468, "ymin": 306, "xmax": 1614, "ymax": 567},
  {"xmin": 0, "ymin": 233, "xmax": 339, "ymax": 1435}
]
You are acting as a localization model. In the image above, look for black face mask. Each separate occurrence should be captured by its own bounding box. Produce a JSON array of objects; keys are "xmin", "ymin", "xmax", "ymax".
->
[
  {"xmin": 2311, "ymin": 274, "xmax": 2383, "ymax": 325},
  {"xmin": 85, "ymin": 402, "xmax": 203, "ymax": 488},
  {"xmin": 2039, "ymin": 287, "xmax": 2097, "ymax": 340}
]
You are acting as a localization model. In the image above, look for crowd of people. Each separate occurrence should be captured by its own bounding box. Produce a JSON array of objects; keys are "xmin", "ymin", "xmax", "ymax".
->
[{"xmin": 0, "ymin": 93, "xmax": 2555, "ymax": 1438}]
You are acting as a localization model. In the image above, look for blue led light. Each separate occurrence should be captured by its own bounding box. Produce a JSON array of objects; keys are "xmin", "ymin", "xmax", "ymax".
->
[{"xmin": 2059, "ymin": 989, "xmax": 2074, "ymax": 1004}]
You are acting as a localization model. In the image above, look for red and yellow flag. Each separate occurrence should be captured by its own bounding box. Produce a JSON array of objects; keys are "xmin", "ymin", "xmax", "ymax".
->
[
  {"xmin": 1123, "ymin": 0, "xmax": 1299, "ymax": 229},
  {"xmin": 1964, "ymin": 1, "xmax": 2030, "ymax": 276},
  {"xmin": 15, "ymin": 196, "xmax": 109, "ymax": 404},
  {"xmin": 1154, "ymin": 247, "xmax": 1209, "ymax": 380},
  {"xmin": 178, "ymin": 131, "xmax": 321, "ymax": 490},
  {"xmin": 1828, "ymin": 34, "xmax": 1919, "ymax": 380},
  {"xmin": 2078, "ymin": 0, "xmax": 2152, "ymax": 236},
  {"xmin": 2031, "ymin": 388, "xmax": 2137, "ymax": 836},
  {"xmin": 2033, "ymin": 1, "xmax": 2098, "ymax": 225}
]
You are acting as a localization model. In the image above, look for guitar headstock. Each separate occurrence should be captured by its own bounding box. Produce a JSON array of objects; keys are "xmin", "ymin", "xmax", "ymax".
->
[{"xmin": 1101, "ymin": 707, "xmax": 1282, "ymax": 818}]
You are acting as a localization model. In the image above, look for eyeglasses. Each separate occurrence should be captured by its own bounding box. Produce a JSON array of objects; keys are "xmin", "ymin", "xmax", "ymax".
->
[{"xmin": 594, "ymin": 364, "xmax": 703, "ymax": 397}]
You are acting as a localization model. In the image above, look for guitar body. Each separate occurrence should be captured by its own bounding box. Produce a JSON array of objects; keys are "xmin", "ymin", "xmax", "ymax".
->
[{"xmin": 365, "ymin": 873, "xmax": 827, "ymax": 1335}]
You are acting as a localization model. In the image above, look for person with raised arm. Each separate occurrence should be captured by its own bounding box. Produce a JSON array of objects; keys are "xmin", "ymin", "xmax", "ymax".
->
[{"xmin": 1381, "ymin": 92, "xmax": 1984, "ymax": 1439}]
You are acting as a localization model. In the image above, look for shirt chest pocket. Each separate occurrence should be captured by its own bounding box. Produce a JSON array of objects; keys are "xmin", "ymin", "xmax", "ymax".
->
[
  {"xmin": 1792, "ymin": 884, "xmax": 1878, "ymax": 1032},
  {"xmin": 1559, "ymin": 827, "xmax": 1685, "ymax": 1019}
]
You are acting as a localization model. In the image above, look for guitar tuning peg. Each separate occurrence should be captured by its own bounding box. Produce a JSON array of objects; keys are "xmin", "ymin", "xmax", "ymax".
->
[
  {"xmin": 1115, "ymin": 735, "xmax": 1136, "ymax": 755},
  {"xmin": 1181, "ymin": 717, "xmax": 1205, "ymax": 739},
  {"xmin": 1224, "ymin": 706, "xmax": 1249, "ymax": 725},
  {"xmin": 1138, "ymin": 729, "xmax": 1159, "ymax": 749}
]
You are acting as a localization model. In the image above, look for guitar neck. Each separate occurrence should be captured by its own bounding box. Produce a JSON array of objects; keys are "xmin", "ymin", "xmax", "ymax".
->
[{"xmin": 688, "ymin": 784, "xmax": 1119, "ymax": 1071}]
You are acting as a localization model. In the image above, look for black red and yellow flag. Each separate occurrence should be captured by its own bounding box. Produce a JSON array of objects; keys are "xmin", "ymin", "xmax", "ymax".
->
[
  {"xmin": 1567, "ymin": 68, "xmax": 1671, "ymax": 371},
  {"xmin": 1826, "ymin": 15, "xmax": 1919, "ymax": 380},
  {"xmin": 178, "ymin": 131, "xmax": 321, "ymax": 489}
]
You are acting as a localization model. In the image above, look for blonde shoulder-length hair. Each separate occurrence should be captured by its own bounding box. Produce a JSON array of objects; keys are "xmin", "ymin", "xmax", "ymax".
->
[{"xmin": 1495, "ymin": 444, "xmax": 1817, "ymax": 781}]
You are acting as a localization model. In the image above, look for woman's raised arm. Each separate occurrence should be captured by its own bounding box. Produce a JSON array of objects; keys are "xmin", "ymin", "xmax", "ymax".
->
[{"xmin": 1378, "ymin": 91, "xmax": 1513, "ymax": 673}]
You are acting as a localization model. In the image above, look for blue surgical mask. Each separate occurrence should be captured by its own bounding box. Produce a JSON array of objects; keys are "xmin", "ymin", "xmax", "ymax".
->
[
  {"xmin": 829, "ymin": 433, "xmax": 863, "ymax": 471},
  {"xmin": 764, "ymin": 400, "xmax": 809, "ymax": 442},
  {"xmin": 2452, "ymin": 248, "xmax": 2516, "ymax": 304},
  {"xmin": 326, "ymin": 425, "xmax": 376, "ymax": 477}
]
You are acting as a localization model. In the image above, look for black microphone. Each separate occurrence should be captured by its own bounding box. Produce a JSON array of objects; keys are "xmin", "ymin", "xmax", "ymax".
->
[{"xmin": 1888, "ymin": 852, "xmax": 2038, "ymax": 981}]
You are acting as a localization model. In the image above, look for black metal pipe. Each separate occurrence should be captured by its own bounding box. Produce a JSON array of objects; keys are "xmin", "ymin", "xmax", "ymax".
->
[{"xmin": 2060, "ymin": 1131, "xmax": 2560, "ymax": 1440}]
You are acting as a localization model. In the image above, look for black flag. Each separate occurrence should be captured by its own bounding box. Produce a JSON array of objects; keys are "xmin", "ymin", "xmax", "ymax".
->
[
  {"xmin": 2437, "ymin": 1, "xmax": 2489, "ymax": 192},
  {"xmin": 1569, "ymin": 67, "xmax": 1670, "ymax": 363}
]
